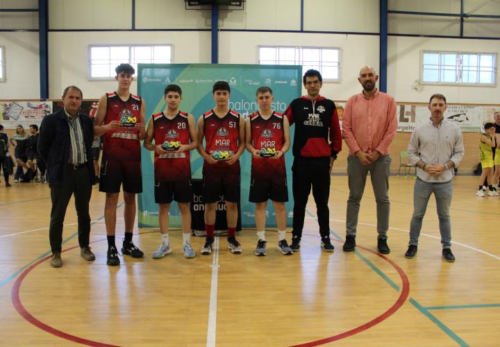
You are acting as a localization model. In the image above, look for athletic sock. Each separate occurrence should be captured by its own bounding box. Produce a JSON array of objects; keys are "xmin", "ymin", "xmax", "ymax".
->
[
  {"xmin": 489, "ymin": 185, "xmax": 494, "ymax": 191},
  {"xmin": 107, "ymin": 235, "xmax": 116, "ymax": 250},
  {"xmin": 124, "ymin": 232, "xmax": 133, "ymax": 244},
  {"xmin": 205, "ymin": 224, "xmax": 215, "ymax": 238},
  {"xmin": 182, "ymin": 233, "xmax": 191, "ymax": 245},
  {"xmin": 256, "ymin": 231, "xmax": 266, "ymax": 241},
  {"xmin": 278, "ymin": 230, "xmax": 287, "ymax": 241},
  {"xmin": 228, "ymin": 227, "xmax": 236, "ymax": 238},
  {"xmin": 479, "ymin": 185, "xmax": 483, "ymax": 190},
  {"xmin": 161, "ymin": 233, "xmax": 169, "ymax": 245}
]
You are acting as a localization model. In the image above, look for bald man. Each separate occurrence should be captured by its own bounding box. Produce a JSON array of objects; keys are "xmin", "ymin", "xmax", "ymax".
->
[{"xmin": 342, "ymin": 66, "xmax": 397, "ymax": 254}]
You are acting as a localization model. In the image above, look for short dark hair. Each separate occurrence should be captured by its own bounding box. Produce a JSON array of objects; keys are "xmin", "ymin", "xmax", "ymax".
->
[
  {"xmin": 164, "ymin": 84, "xmax": 182, "ymax": 97},
  {"xmin": 429, "ymin": 94, "xmax": 447, "ymax": 104},
  {"xmin": 213, "ymin": 81, "xmax": 230, "ymax": 94},
  {"xmin": 115, "ymin": 63, "xmax": 135, "ymax": 76},
  {"xmin": 30, "ymin": 124, "xmax": 38, "ymax": 131},
  {"xmin": 0, "ymin": 124, "xmax": 4, "ymax": 131},
  {"xmin": 303, "ymin": 69, "xmax": 322, "ymax": 85},
  {"xmin": 62, "ymin": 85, "xmax": 83, "ymax": 99},
  {"xmin": 484, "ymin": 122, "xmax": 495, "ymax": 130},
  {"xmin": 256, "ymin": 86, "xmax": 273, "ymax": 96}
]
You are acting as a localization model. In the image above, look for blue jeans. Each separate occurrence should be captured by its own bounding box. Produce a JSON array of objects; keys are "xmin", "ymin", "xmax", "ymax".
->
[
  {"xmin": 346, "ymin": 155, "xmax": 391, "ymax": 239},
  {"xmin": 409, "ymin": 178, "xmax": 453, "ymax": 248}
]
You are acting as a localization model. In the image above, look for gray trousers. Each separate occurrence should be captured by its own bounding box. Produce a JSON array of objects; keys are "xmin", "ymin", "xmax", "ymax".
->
[
  {"xmin": 346, "ymin": 155, "xmax": 391, "ymax": 239},
  {"xmin": 409, "ymin": 178, "xmax": 453, "ymax": 248}
]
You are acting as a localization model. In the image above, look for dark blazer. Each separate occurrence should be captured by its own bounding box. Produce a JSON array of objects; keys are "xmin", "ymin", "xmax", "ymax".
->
[{"xmin": 38, "ymin": 109, "xmax": 96, "ymax": 186}]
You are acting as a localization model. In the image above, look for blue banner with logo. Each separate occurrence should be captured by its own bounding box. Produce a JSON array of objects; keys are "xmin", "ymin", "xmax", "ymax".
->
[{"xmin": 137, "ymin": 64, "xmax": 302, "ymax": 228}]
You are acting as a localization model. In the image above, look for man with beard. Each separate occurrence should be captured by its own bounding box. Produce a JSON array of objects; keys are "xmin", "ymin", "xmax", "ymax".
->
[
  {"xmin": 342, "ymin": 66, "xmax": 397, "ymax": 254},
  {"xmin": 405, "ymin": 94, "xmax": 464, "ymax": 262}
]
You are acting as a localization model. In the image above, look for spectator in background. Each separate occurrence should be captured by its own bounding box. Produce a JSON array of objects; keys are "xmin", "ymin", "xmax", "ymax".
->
[
  {"xmin": 0, "ymin": 124, "xmax": 11, "ymax": 187},
  {"xmin": 24, "ymin": 124, "xmax": 39, "ymax": 182},
  {"xmin": 10, "ymin": 125, "xmax": 29, "ymax": 183}
]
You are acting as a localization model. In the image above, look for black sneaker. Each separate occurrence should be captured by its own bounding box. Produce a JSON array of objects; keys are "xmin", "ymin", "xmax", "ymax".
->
[
  {"xmin": 321, "ymin": 237, "xmax": 334, "ymax": 252},
  {"xmin": 290, "ymin": 236, "xmax": 301, "ymax": 252},
  {"xmin": 201, "ymin": 236, "xmax": 214, "ymax": 255},
  {"xmin": 442, "ymin": 248, "xmax": 455, "ymax": 262},
  {"xmin": 377, "ymin": 238, "xmax": 390, "ymax": 254},
  {"xmin": 255, "ymin": 240, "xmax": 267, "ymax": 256},
  {"xmin": 343, "ymin": 235, "xmax": 356, "ymax": 252},
  {"xmin": 107, "ymin": 247, "xmax": 120, "ymax": 266},
  {"xmin": 122, "ymin": 241, "xmax": 144, "ymax": 258},
  {"xmin": 278, "ymin": 240, "xmax": 293, "ymax": 255},
  {"xmin": 227, "ymin": 236, "xmax": 242, "ymax": 254},
  {"xmin": 405, "ymin": 245, "xmax": 417, "ymax": 259}
]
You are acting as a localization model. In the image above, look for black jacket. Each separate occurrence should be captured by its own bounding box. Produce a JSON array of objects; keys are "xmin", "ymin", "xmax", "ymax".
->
[{"xmin": 38, "ymin": 109, "xmax": 96, "ymax": 186}]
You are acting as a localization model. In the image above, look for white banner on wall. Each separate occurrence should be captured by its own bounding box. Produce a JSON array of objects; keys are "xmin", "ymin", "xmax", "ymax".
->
[
  {"xmin": 0, "ymin": 101, "xmax": 53, "ymax": 129},
  {"xmin": 397, "ymin": 104, "xmax": 498, "ymax": 132}
]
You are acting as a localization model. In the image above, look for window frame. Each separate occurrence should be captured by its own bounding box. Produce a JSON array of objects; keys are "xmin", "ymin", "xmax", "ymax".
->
[
  {"xmin": 258, "ymin": 45, "xmax": 342, "ymax": 82},
  {"xmin": 421, "ymin": 50, "xmax": 497, "ymax": 86},
  {"xmin": 88, "ymin": 44, "xmax": 173, "ymax": 81},
  {"xmin": 0, "ymin": 46, "xmax": 5, "ymax": 82}
]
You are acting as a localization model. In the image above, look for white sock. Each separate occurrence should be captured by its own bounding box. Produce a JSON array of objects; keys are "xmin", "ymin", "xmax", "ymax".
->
[
  {"xmin": 278, "ymin": 230, "xmax": 287, "ymax": 241},
  {"xmin": 182, "ymin": 233, "xmax": 191, "ymax": 245},
  {"xmin": 161, "ymin": 233, "xmax": 169, "ymax": 245},
  {"xmin": 257, "ymin": 231, "xmax": 266, "ymax": 241}
]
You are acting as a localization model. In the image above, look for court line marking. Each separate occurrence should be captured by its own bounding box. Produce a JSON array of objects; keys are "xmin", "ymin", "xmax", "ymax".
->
[
  {"xmin": 304, "ymin": 210, "xmax": 467, "ymax": 346},
  {"xmin": 306, "ymin": 217, "xmax": 500, "ymax": 262},
  {"xmin": 11, "ymin": 229, "xmax": 157, "ymax": 347},
  {"xmin": 0, "ymin": 218, "xmax": 123, "ymax": 240},
  {"xmin": 425, "ymin": 304, "xmax": 500, "ymax": 310},
  {"xmin": 0, "ymin": 204, "xmax": 124, "ymax": 288},
  {"xmin": 206, "ymin": 237, "xmax": 220, "ymax": 347}
]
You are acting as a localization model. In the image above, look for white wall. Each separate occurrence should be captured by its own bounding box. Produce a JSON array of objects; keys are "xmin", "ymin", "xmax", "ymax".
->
[
  {"xmin": 0, "ymin": 32, "xmax": 40, "ymax": 99},
  {"xmin": 219, "ymin": 31, "xmax": 380, "ymax": 101},
  {"xmin": 48, "ymin": 31, "xmax": 211, "ymax": 99},
  {"xmin": 387, "ymin": 36, "xmax": 500, "ymax": 104}
]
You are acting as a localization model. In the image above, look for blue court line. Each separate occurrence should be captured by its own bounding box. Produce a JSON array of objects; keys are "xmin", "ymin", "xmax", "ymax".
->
[
  {"xmin": 411, "ymin": 299, "xmax": 468, "ymax": 346},
  {"xmin": 304, "ymin": 209, "xmax": 468, "ymax": 346},
  {"xmin": 425, "ymin": 304, "xmax": 500, "ymax": 310},
  {"xmin": 0, "ymin": 203, "xmax": 123, "ymax": 289}
]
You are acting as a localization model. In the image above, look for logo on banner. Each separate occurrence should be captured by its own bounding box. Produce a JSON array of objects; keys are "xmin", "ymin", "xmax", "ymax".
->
[
  {"xmin": 164, "ymin": 77, "xmax": 171, "ymax": 83},
  {"xmin": 265, "ymin": 78, "xmax": 272, "ymax": 86},
  {"xmin": 290, "ymin": 79, "xmax": 297, "ymax": 87},
  {"xmin": 229, "ymin": 77, "xmax": 237, "ymax": 86}
]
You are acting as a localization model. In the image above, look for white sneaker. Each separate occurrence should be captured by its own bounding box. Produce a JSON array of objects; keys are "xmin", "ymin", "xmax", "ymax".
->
[
  {"xmin": 477, "ymin": 190, "xmax": 485, "ymax": 197},
  {"xmin": 488, "ymin": 190, "xmax": 499, "ymax": 197},
  {"xmin": 152, "ymin": 243, "xmax": 172, "ymax": 259},
  {"xmin": 183, "ymin": 243, "xmax": 196, "ymax": 259}
]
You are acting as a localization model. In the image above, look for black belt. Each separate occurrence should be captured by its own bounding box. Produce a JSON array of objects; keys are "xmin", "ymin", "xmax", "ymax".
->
[{"xmin": 68, "ymin": 163, "xmax": 87, "ymax": 170}]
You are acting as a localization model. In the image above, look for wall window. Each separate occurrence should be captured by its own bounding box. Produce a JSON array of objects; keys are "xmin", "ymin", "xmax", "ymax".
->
[
  {"xmin": 259, "ymin": 46, "xmax": 341, "ymax": 81},
  {"xmin": 422, "ymin": 51, "xmax": 496, "ymax": 85},
  {"xmin": 0, "ymin": 46, "xmax": 5, "ymax": 82},
  {"xmin": 89, "ymin": 45, "xmax": 172, "ymax": 79}
]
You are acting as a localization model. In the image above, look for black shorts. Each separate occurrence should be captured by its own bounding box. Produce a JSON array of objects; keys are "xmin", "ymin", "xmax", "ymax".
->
[
  {"xmin": 99, "ymin": 159, "xmax": 142, "ymax": 194},
  {"xmin": 155, "ymin": 179, "xmax": 192, "ymax": 204},
  {"xmin": 249, "ymin": 176, "xmax": 288, "ymax": 203},
  {"xmin": 92, "ymin": 147, "xmax": 101, "ymax": 161},
  {"xmin": 203, "ymin": 170, "xmax": 240, "ymax": 203}
]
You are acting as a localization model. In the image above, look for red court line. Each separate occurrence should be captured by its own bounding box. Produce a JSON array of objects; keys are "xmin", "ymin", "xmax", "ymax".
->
[
  {"xmin": 292, "ymin": 243, "xmax": 411, "ymax": 346},
  {"xmin": 11, "ymin": 244, "xmax": 119, "ymax": 347}
]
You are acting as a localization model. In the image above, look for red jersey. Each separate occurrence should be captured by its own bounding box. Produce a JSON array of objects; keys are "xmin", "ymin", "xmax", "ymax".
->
[
  {"xmin": 203, "ymin": 109, "xmax": 241, "ymax": 173},
  {"xmin": 250, "ymin": 111, "xmax": 286, "ymax": 179},
  {"xmin": 153, "ymin": 111, "xmax": 191, "ymax": 182},
  {"xmin": 102, "ymin": 92, "xmax": 142, "ymax": 162}
]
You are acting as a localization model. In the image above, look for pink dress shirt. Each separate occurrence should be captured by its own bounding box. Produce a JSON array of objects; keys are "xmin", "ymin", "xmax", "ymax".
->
[{"xmin": 342, "ymin": 89, "xmax": 397, "ymax": 156}]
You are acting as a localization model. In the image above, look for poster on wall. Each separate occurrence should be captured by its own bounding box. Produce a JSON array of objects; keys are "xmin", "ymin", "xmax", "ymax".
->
[
  {"xmin": 0, "ymin": 101, "xmax": 53, "ymax": 129},
  {"xmin": 397, "ymin": 104, "xmax": 498, "ymax": 132},
  {"xmin": 138, "ymin": 63, "xmax": 302, "ymax": 229}
]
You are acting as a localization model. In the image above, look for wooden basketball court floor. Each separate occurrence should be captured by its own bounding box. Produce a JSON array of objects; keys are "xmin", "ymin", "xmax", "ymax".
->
[{"xmin": 0, "ymin": 175, "xmax": 499, "ymax": 346}]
